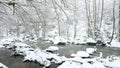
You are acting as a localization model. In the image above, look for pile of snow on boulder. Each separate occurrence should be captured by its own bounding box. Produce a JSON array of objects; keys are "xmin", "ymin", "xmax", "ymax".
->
[{"xmin": 0, "ymin": 63, "xmax": 8, "ymax": 68}]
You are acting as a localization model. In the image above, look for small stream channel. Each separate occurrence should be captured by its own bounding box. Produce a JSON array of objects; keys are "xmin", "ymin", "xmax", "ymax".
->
[{"xmin": 0, "ymin": 42, "xmax": 120, "ymax": 68}]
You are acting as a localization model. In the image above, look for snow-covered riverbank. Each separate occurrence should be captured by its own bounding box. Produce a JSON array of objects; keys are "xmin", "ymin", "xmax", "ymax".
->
[{"xmin": 0, "ymin": 37, "xmax": 120, "ymax": 68}]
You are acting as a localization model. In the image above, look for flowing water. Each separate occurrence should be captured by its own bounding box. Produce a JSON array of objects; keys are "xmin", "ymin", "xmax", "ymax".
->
[
  {"xmin": 34, "ymin": 42, "xmax": 120, "ymax": 58},
  {"xmin": 0, "ymin": 48, "xmax": 40, "ymax": 68},
  {"xmin": 0, "ymin": 42, "xmax": 120, "ymax": 68}
]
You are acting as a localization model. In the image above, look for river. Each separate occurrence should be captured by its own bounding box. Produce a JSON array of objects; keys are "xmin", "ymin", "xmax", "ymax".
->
[{"xmin": 0, "ymin": 42, "xmax": 120, "ymax": 68}]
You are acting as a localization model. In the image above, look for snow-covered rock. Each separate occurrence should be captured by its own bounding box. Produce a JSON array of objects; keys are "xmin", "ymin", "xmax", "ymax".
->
[
  {"xmin": 35, "ymin": 48, "xmax": 66, "ymax": 64},
  {"xmin": 82, "ymin": 62, "xmax": 95, "ymax": 68},
  {"xmin": 14, "ymin": 42, "xmax": 31, "ymax": 47},
  {"xmin": 23, "ymin": 48, "xmax": 51, "ymax": 67},
  {"xmin": 104, "ymin": 60, "xmax": 120, "ymax": 68},
  {"xmin": 23, "ymin": 48, "xmax": 66, "ymax": 67},
  {"xmin": 58, "ymin": 60, "xmax": 83, "ymax": 68},
  {"xmin": 86, "ymin": 47, "xmax": 97, "ymax": 54},
  {"xmin": 92, "ymin": 61, "xmax": 106, "ymax": 68},
  {"xmin": 12, "ymin": 42, "xmax": 34, "ymax": 56},
  {"xmin": 58, "ymin": 57, "xmax": 106, "ymax": 68},
  {"xmin": 0, "ymin": 37, "xmax": 22, "ymax": 48},
  {"xmin": 103, "ymin": 56, "xmax": 120, "ymax": 68},
  {"xmin": 0, "ymin": 63, "xmax": 8, "ymax": 68},
  {"xmin": 52, "ymin": 36, "xmax": 67, "ymax": 45},
  {"xmin": 1, "ymin": 37, "xmax": 22, "ymax": 43},
  {"xmin": 86, "ymin": 38, "xmax": 96, "ymax": 45},
  {"xmin": 75, "ymin": 51, "xmax": 90, "ymax": 58},
  {"xmin": 45, "ymin": 46, "xmax": 59, "ymax": 52},
  {"xmin": 0, "ymin": 38, "xmax": 12, "ymax": 48},
  {"xmin": 24, "ymin": 51, "xmax": 37, "ymax": 61},
  {"xmin": 71, "ymin": 54, "xmax": 76, "ymax": 57}
]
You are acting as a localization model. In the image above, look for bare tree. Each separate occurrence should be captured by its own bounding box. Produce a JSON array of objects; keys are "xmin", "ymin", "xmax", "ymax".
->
[
  {"xmin": 108, "ymin": 0, "xmax": 116, "ymax": 44},
  {"xmin": 73, "ymin": 0, "xmax": 77, "ymax": 40},
  {"xmin": 85, "ymin": 0, "xmax": 92, "ymax": 37},
  {"xmin": 119, "ymin": 0, "xmax": 120, "ymax": 42},
  {"xmin": 99, "ymin": 0, "xmax": 104, "ymax": 28}
]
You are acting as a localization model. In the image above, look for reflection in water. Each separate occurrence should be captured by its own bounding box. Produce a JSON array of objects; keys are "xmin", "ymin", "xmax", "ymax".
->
[
  {"xmin": 0, "ymin": 48, "xmax": 40, "ymax": 68},
  {"xmin": 0, "ymin": 43, "xmax": 120, "ymax": 68},
  {"xmin": 34, "ymin": 42, "xmax": 120, "ymax": 58}
]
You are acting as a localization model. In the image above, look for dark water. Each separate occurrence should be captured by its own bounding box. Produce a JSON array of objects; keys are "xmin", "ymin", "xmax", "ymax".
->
[
  {"xmin": 0, "ymin": 42, "xmax": 120, "ymax": 68},
  {"xmin": 0, "ymin": 48, "xmax": 40, "ymax": 68},
  {"xmin": 34, "ymin": 42, "xmax": 120, "ymax": 58},
  {"xmin": 57, "ymin": 45, "xmax": 120, "ymax": 58}
]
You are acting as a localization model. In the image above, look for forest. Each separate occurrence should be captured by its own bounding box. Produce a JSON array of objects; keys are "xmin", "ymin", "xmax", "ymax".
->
[{"xmin": 0, "ymin": 0, "xmax": 120, "ymax": 68}]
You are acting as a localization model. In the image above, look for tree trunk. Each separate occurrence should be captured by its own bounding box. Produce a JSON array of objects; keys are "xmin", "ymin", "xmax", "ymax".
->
[
  {"xmin": 108, "ymin": 0, "xmax": 116, "ymax": 44},
  {"xmin": 119, "ymin": 0, "xmax": 120, "ymax": 42},
  {"xmin": 85, "ymin": 0, "xmax": 92, "ymax": 37},
  {"xmin": 99, "ymin": 0, "xmax": 104, "ymax": 29},
  {"xmin": 73, "ymin": 0, "xmax": 77, "ymax": 40}
]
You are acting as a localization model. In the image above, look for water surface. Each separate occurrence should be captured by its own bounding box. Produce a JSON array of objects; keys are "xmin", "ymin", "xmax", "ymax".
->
[{"xmin": 0, "ymin": 42, "xmax": 120, "ymax": 68}]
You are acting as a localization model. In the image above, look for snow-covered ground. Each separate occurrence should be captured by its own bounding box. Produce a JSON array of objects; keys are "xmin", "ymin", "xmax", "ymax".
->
[
  {"xmin": 58, "ymin": 54, "xmax": 120, "ymax": 68},
  {"xmin": 0, "ymin": 44, "xmax": 5, "ymax": 48},
  {"xmin": 86, "ymin": 38, "xmax": 96, "ymax": 44},
  {"xmin": 110, "ymin": 40, "xmax": 120, "ymax": 48}
]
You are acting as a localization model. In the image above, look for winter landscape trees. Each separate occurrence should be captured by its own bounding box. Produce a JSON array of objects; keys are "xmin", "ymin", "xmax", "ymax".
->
[
  {"xmin": 0, "ymin": 0, "xmax": 120, "ymax": 68},
  {"xmin": 0, "ymin": 0, "xmax": 119, "ymax": 45}
]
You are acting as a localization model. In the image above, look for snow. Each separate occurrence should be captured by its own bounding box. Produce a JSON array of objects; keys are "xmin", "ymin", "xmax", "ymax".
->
[
  {"xmin": 110, "ymin": 40, "xmax": 120, "ymax": 47},
  {"xmin": 70, "ymin": 57, "xmax": 86, "ymax": 63},
  {"xmin": 58, "ymin": 50, "xmax": 120, "ymax": 68},
  {"xmin": 71, "ymin": 54, "xmax": 76, "ymax": 57},
  {"xmin": 1, "ymin": 38, "xmax": 120, "ymax": 68},
  {"xmin": 58, "ymin": 54, "xmax": 120, "ymax": 68},
  {"xmin": 0, "ymin": 0, "xmax": 120, "ymax": 67},
  {"xmin": 24, "ymin": 51, "xmax": 37, "ymax": 61},
  {"xmin": 14, "ymin": 42, "xmax": 31, "ymax": 47},
  {"xmin": 82, "ymin": 62, "xmax": 95, "ymax": 68},
  {"xmin": 74, "ymin": 51, "xmax": 90, "ymax": 58},
  {"xmin": 0, "ymin": 37, "xmax": 22, "ymax": 43},
  {"xmin": 105, "ymin": 60, "xmax": 120, "ymax": 68},
  {"xmin": 45, "ymin": 46, "xmax": 59, "ymax": 52},
  {"xmin": 92, "ymin": 61, "xmax": 106, "ymax": 68},
  {"xmin": 58, "ymin": 57, "xmax": 106, "ymax": 68},
  {"xmin": 86, "ymin": 47, "xmax": 97, "ymax": 54},
  {"xmin": 52, "ymin": 36, "xmax": 67, "ymax": 45},
  {"xmin": 1, "ymin": 37, "xmax": 120, "ymax": 68},
  {"xmin": 0, "ymin": 37, "xmax": 23, "ymax": 48},
  {"xmin": 104, "ymin": 56, "xmax": 120, "ymax": 68},
  {"xmin": 1, "ymin": 39, "xmax": 66, "ymax": 67},
  {"xmin": 0, "ymin": 45, "xmax": 5, "ymax": 48},
  {"xmin": 0, "ymin": 41, "xmax": 11, "ymax": 45},
  {"xmin": 86, "ymin": 38, "xmax": 96, "ymax": 44},
  {"xmin": 0, "ymin": 39, "xmax": 12, "ymax": 47},
  {"xmin": 74, "ymin": 37, "xmax": 86, "ymax": 45},
  {"xmin": 23, "ymin": 48, "xmax": 66, "ymax": 67},
  {"xmin": 58, "ymin": 60, "xmax": 82, "ymax": 68},
  {"xmin": 0, "ymin": 63, "xmax": 8, "ymax": 68},
  {"xmin": 12, "ymin": 42, "xmax": 34, "ymax": 56}
]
